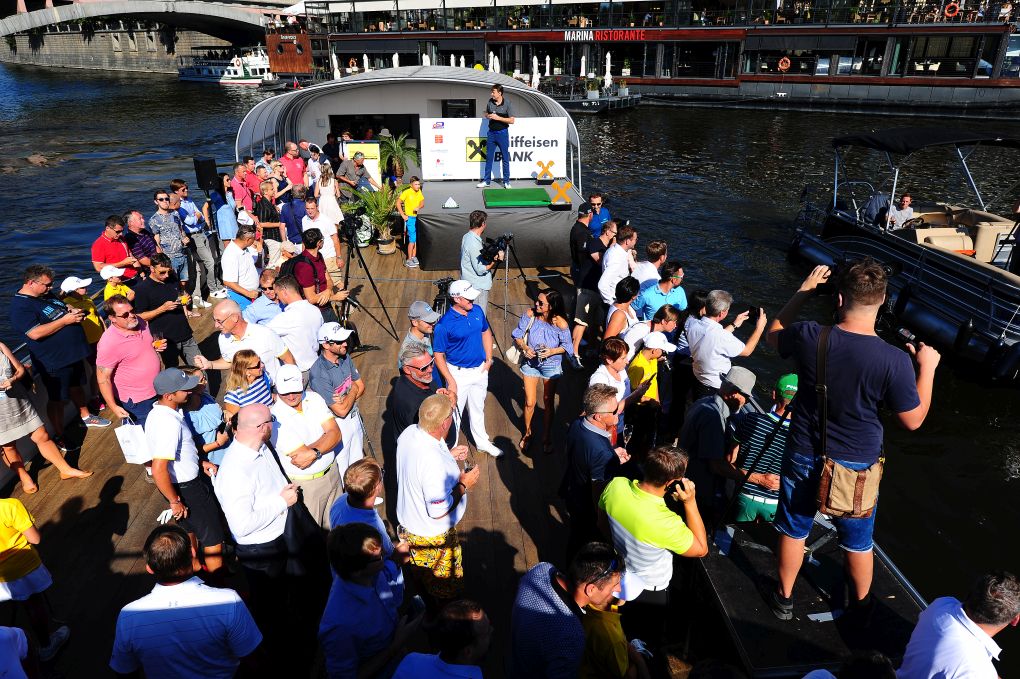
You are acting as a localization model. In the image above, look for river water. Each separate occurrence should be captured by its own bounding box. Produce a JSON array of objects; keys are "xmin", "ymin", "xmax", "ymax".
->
[{"xmin": 3, "ymin": 62, "xmax": 1020, "ymax": 671}]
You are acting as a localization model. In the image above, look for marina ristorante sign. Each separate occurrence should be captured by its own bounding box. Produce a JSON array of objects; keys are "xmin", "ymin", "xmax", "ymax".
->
[{"xmin": 563, "ymin": 29, "xmax": 647, "ymax": 41}]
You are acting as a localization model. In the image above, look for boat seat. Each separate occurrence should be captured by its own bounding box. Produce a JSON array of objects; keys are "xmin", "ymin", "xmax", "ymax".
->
[
  {"xmin": 923, "ymin": 233, "xmax": 974, "ymax": 252},
  {"xmin": 951, "ymin": 208, "xmax": 1014, "ymax": 228},
  {"xmin": 972, "ymin": 222, "xmax": 1018, "ymax": 262},
  {"xmin": 905, "ymin": 225, "xmax": 971, "ymax": 245}
]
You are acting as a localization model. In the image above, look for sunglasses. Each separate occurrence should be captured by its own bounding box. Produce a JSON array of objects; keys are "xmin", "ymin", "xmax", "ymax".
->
[
  {"xmin": 591, "ymin": 202, "xmax": 603, "ymax": 206},
  {"xmin": 260, "ymin": 286, "xmax": 275, "ymax": 291},
  {"xmin": 111, "ymin": 311, "xmax": 134, "ymax": 319},
  {"xmin": 256, "ymin": 415, "xmax": 278, "ymax": 427},
  {"xmin": 410, "ymin": 358, "xmax": 436, "ymax": 372},
  {"xmin": 592, "ymin": 558, "xmax": 619, "ymax": 585},
  {"xmin": 156, "ymin": 197, "xmax": 170, "ymax": 202}
]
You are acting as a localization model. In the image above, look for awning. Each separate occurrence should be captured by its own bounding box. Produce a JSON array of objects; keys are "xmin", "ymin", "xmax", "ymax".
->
[
  {"xmin": 833, "ymin": 128, "xmax": 1020, "ymax": 155},
  {"xmin": 744, "ymin": 34, "xmax": 858, "ymax": 51}
]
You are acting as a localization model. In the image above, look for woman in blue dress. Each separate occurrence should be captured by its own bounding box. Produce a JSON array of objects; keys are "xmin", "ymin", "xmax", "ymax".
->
[{"xmin": 202, "ymin": 172, "xmax": 238, "ymax": 245}]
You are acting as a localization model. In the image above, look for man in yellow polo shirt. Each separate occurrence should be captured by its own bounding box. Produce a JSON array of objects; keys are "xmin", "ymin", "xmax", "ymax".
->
[
  {"xmin": 398, "ymin": 176, "xmax": 425, "ymax": 269},
  {"xmin": 625, "ymin": 331, "xmax": 675, "ymax": 454},
  {"xmin": 598, "ymin": 445, "xmax": 707, "ymax": 639}
]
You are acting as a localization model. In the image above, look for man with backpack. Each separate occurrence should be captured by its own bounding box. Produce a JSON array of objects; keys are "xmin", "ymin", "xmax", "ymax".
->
[{"xmin": 280, "ymin": 229, "xmax": 349, "ymax": 323}]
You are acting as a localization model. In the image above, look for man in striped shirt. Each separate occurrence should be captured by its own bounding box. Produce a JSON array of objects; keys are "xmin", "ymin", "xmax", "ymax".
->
[{"xmin": 728, "ymin": 374, "xmax": 797, "ymax": 523}]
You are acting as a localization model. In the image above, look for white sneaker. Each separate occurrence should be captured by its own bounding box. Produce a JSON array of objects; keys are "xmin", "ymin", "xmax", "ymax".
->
[
  {"xmin": 374, "ymin": 496, "xmax": 385, "ymax": 506},
  {"xmin": 196, "ymin": 298, "xmax": 213, "ymax": 308},
  {"xmin": 210, "ymin": 288, "xmax": 228, "ymax": 299},
  {"xmin": 504, "ymin": 181, "xmax": 513, "ymax": 189},
  {"xmin": 38, "ymin": 625, "xmax": 70, "ymax": 662},
  {"xmin": 477, "ymin": 442, "xmax": 503, "ymax": 458},
  {"xmin": 476, "ymin": 181, "xmax": 490, "ymax": 188}
]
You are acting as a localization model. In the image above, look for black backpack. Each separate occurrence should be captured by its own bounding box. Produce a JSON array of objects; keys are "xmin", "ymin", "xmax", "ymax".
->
[{"xmin": 278, "ymin": 251, "xmax": 321, "ymax": 289}]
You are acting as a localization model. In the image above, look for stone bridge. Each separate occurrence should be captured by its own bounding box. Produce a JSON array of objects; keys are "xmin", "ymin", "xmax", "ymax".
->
[{"xmin": 0, "ymin": 0, "xmax": 277, "ymax": 38}]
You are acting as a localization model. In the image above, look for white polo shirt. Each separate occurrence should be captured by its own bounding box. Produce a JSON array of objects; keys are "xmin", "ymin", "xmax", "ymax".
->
[
  {"xmin": 897, "ymin": 597, "xmax": 1001, "ymax": 679},
  {"xmin": 270, "ymin": 391, "xmax": 339, "ymax": 479},
  {"xmin": 145, "ymin": 404, "xmax": 199, "ymax": 484},
  {"xmin": 395, "ymin": 424, "xmax": 466, "ymax": 538},
  {"xmin": 214, "ymin": 440, "xmax": 288, "ymax": 545},
  {"xmin": 302, "ymin": 213, "xmax": 338, "ymax": 259},
  {"xmin": 110, "ymin": 576, "xmax": 262, "ymax": 679},
  {"xmin": 220, "ymin": 241, "xmax": 260, "ymax": 292},
  {"xmin": 267, "ymin": 300, "xmax": 323, "ymax": 371},
  {"xmin": 686, "ymin": 316, "xmax": 745, "ymax": 389},
  {"xmin": 218, "ymin": 321, "xmax": 288, "ymax": 383},
  {"xmin": 631, "ymin": 261, "xmax": 659, "ymax": 287},
  {"xmin": 598, "ymin": 243, "xmax": 632, "ymax": 305}
]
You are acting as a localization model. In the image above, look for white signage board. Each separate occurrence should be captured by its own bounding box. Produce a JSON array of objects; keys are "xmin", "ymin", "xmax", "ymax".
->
[{"xmin": 418, "ymin": 117, "xmax": 567, "ymax": 182}]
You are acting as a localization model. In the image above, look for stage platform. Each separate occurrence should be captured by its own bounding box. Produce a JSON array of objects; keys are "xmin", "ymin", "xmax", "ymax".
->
[{"xmin": 416, "ymin": 180, "xmax": 581, "ymax": 271}]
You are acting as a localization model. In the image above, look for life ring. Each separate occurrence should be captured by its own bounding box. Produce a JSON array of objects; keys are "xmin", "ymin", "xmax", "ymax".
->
[
  {"xmin": 348, "ymin": 58, "xmax": 357, "ymax": 68},
  {"xmin": 231, "ymin": 57, "xmax": 242, "ymax": 67},
  {"xmin": 944, "ymin": 2, "xmax": 960, "ymax": 17},
  {"xmin": 778, "ymin": 56, "xmax": 791, "ymax": 72}
]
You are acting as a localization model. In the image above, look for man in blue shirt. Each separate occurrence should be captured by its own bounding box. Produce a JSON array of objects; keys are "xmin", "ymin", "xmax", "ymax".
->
[
  {"xmin": 172, "ymin": 178, "xmax": 224, "ymax": 304},
  {"xmin": 587, "ymin": 192, "xmax": 612, "ymax": 238},
  {"xmin": 280, "ymin": 185, "xmax": 308, "ymax": 250},
  {"xmin": 459, "ymin": 210, "xmax": 502, "ymax": 314},
  {"xmin": 392, "ymin": 600, "xmax": 492, "ymax": 678},
  {"xmin": 433, "ymin": 280, "xmax": 502, "ymax": 458},
  {"xmin": 242, "ymin": 270, "xmax": 284, "ymax": 326},
  {"xmin": 632, "ymin": 261, "xmax": 687, "ymax": 321},
  {"xmin": 319, "ymin": 523, "xmax": 419, "ymax": 678}
]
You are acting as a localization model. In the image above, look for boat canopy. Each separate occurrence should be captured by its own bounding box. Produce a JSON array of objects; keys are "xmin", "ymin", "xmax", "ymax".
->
[{"xmin": 832, "ymin": 128, "xmax": 1020, "ymax": 156}]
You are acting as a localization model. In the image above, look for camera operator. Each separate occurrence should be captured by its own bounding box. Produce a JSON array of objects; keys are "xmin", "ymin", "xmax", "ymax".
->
[
  {"xmin": 764, "ymin": 260, "xmax": 939, "ymax": 622},
  {"xmin": 459, "ymin": 210, "xmax": 503, "ymax": 313}
]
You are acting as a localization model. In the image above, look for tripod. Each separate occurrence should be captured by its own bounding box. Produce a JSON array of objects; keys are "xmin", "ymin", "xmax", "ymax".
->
[
  {"xmin": 334, "ymin": 222, "xmax": 399, "ymax": 350},
  {"xmin": 500, "ymin": 239, "xmax": 531, "ymax": 327}
]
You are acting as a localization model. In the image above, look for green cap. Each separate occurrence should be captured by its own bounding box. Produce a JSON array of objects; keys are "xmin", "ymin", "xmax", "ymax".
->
[{"xmin": 776, "ymin": 373, "xmax": 798, "ymax": 400}]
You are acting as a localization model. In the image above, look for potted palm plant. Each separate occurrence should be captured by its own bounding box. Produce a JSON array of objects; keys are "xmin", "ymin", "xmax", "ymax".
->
[
  {"xmin": 586, "ymin": 77, "xmax": 600, "ymax": 100},
  {"xmin": 378, "ymin": 133, "xmax": 420, "ymax": 186},
  {"xmin": 354, "ymin": 186, "xmax": 400, "ymax": 255},
  {"xmin": 617, "ymin": 78, "xmax": 629, "ymax": 96}
]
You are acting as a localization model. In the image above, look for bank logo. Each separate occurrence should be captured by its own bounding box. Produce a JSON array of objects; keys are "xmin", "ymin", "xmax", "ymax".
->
[
  {"xmin": 432, "ymin": 121, "xmax": 445, "ymax": 129},
  {"xmin": 466, "ymin": 137, "xmax": 488, "ymax": 162},
  {"xmin": 435, "ymin": 135, "xmax": 444, "ymax": 144}
]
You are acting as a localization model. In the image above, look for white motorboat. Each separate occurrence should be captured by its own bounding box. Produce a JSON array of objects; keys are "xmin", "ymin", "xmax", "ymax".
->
[{"xmin": 178, "ymin": 48, "xmax": 274, "ymax": 86}]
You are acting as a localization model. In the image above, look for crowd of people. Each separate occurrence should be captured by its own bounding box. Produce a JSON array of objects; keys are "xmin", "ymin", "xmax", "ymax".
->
[{"xmin": 0, "ymin": 137, "xmax": 1015, "ymax": 679}]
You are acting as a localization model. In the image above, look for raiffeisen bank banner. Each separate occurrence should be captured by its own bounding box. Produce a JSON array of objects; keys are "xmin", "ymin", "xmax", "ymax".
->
[{"xmin": 418, "ymin": 117, "xmax": 567, "ymax": 182}]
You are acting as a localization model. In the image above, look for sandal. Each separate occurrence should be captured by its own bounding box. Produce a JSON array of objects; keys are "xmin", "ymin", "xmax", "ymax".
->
[{"xmin": 519, "ymin": 433, "xmax": 532, "ymax": 451}]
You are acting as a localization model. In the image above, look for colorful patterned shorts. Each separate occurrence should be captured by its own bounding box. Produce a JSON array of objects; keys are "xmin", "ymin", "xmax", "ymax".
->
[{"xmin": 403, "ymin": 526, "xmax": 463, "ymax": 599}]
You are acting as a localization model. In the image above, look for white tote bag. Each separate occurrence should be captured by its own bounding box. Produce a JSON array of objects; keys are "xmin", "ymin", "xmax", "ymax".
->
[{"xmin": 115, "ymin": 416, "xmax": 151, "ymax": 464}]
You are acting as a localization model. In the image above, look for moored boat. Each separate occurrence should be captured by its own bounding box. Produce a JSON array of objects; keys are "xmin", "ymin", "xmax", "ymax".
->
[{"xmin": 178, "ymin": 48, "xmax": 275, "ymax": 86}]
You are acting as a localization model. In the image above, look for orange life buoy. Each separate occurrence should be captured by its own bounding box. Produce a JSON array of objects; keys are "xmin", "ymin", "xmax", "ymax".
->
[
  {"xmin": 348, "ymin": 58, "xmax": 357, "ymax": 68},
  {"xmin": 944, "ymin": 2, "xmax": 960, "ymax": 17},
  {"xmin": 778, "ymin": 56, "xmax": 791, "ymax": 72}
]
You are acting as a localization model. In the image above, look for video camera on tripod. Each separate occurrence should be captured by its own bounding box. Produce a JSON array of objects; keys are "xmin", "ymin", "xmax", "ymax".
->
[
  {"xmin": 434, "ymin": 276, "xmax": 456, "ymax": 315},
  {"xmin": 480, "ymin": 232, "xmax": 514, "ymax": 265}
]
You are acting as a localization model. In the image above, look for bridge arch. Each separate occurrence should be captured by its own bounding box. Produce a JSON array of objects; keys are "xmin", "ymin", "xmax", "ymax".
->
[{"xmin": 0, "ymin": 1, "xmax": 266, "ymax": 38}]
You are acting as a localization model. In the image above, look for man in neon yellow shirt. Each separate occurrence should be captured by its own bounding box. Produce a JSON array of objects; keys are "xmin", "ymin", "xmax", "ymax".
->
[
  {"xmin": 598, "ymin": 446, "xmax": 707, "ymax": 638},
  {"xmin": 398, "ymin": 176, "xmax": 424, "ymax": 268}
]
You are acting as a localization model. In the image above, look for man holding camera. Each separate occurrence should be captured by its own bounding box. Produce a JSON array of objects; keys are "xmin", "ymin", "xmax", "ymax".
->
[
  {"xmin": 459, "ymin": 210, "xmax": 502, "ymax": 313},
  {"xmin": 765, "ymin": 260, "xmax": 939, "ymax": 621},
  {"xmin": 686, "ymin": 290, "xmax": 767, "ymax": 396}
]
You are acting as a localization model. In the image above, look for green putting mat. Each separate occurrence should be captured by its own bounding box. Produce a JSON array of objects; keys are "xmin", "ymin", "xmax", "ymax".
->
[{"xmin": 483, "ymin": 187, "xmax": 551, "ymax": 207}]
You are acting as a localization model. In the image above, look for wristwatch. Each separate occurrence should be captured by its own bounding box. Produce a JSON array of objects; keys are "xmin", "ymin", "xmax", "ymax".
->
[{"xmin": 312, "ymin": 447, "xmax": 322, "ymax": 461}]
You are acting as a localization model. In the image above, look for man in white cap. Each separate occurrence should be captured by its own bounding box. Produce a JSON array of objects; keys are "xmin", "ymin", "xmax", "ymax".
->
[
  {"xmin": 270, "ymin": 364, "xmax": 343, "ymax": 528},
  {"xmin": 146, "ymin": 367, "xmax": 225, "ymax": 576},
  {"xmin": 625, "ymin": 330, "xmax": 676, "ymax": 454},
  {"xmin": 433, "ymin": 279, "xmax": 501, "ymax": 458},
  {"xmin": 267, "ymin": 274, "xmax": 324, "ymax": 380},
  {"xmin": 397, "ymin": 300, "xmax": 441, "ymax": 372},
  {"xmin": 678, "ymin": 365, "xmax": 757, "ymax": 519},
  {"xmin": 195, "ymin": 299, "xmax": 295, "ymax": 383},
  {"xmin": 308, "ymin": 322, "xmax": 365, "ymax": 474}
]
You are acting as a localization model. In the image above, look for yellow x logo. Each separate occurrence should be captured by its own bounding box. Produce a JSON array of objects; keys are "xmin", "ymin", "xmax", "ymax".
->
[{"xmin": 551, "ymin": 180, "xmax": 573, "ymax": 203}]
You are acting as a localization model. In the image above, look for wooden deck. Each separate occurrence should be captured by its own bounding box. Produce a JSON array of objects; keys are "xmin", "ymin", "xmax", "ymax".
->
[{"xmin": 0, "ymin": 246, "xmax": 585, "ymax": 677}]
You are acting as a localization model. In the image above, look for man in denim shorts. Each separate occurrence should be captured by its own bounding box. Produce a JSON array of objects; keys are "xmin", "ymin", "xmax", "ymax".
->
[{"xmin": 764, "ymin": 259, "xmax": 940, "ymax": 620}]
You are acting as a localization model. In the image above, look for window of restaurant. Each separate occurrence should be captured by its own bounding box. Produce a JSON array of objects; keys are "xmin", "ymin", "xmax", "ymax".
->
[
  {"xmin": 608, "ymin": 0, "xmax": 678, "ymax": 27},
  {"xmin": 742, "ymin": 50, "xmax": 821, "ymax": 75},
  {"xmin": 1001, "ymin": 35, "xmax": 1020, "ymax": 78},
  {"xmin": 906, "ymin": 35, "xmax": 979, "ymax": 76},
  {"xmin": 854, "ymin": 38, "xmax": 886, "ymax": 75},
  {"xmin": 663, "ymin": 41, "xmax": 736, "ymax": 78},
  {"xmin": 976, "ymin": 35, "xmax": 1001, "ymax": 77},
  {"xmin": 439, "ymin": 0, "xmax": 496, "ymax": 31},
  {"xmin": 354, "ymin": 0, "xmax": 398, "ymax": 32}
]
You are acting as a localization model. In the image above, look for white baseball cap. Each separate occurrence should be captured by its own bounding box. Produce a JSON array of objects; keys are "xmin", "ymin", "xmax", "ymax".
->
[
  {"xmin": 60, "ymin": 276, "xmax": 93, "ymax": 293},
  {"xmin": 100, "ymin": 265, "xmax": 125, "ymax": 281},
  {"xmin": 317, "ymin": 322, "xmax": 355, "ymax": 344},
  {"xmin": 448, "ymin": 279, "xmax": 480, "ymax": 301},
  {"xmin": 642, "ymin": 332, "xmax": 677, "ymax": 353},
  {"xmin": 275, "ymin": 364, "xmax": 304, "ymax": 395}
]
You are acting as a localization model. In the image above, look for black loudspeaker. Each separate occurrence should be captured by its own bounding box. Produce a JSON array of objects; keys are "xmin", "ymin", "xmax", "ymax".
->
[{"xmin": 193, "ymin": 157, "xmax": 220, "ymax": 194}]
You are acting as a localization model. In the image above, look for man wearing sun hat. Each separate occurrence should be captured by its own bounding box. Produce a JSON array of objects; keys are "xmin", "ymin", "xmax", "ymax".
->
[
  {"xmin": 727, "ymin": 373, "xmax": 797, "ymax": 523},
  {"xmin": 433, "ymin": 280, "xmax": 501, "ymax": 458},
  {"xmin": 271, "ymin": 364, "xmax": 343, "ymax": 528},
  {"xmin": 308, "ymin": 322, "xmax": 365, "ymax": 476},
  {"xmin": 679, "ymin": 365, "xmax": 757, "ymax": 519}
]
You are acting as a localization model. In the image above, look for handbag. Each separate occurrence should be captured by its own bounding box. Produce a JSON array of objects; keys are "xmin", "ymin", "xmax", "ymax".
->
[
  {"xmin": 814, "ymin": 326, "xmax": 884, "ymax": 518},
  {"xmin": 115, "ymin": 415, "xmax": 151, "ymax": 464},
  {"xmin": 504, "ymin": 313, "xmax": 536, "ymax": 366},
  {"xmin": 265, "ymin": 441, "xmax": 330, "ymax": 579}
]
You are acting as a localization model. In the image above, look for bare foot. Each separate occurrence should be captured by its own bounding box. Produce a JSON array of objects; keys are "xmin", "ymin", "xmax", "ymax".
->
[
  {"xmin": 19, "ymin": 476, "xmax": 38, "ymax": 494},
  {"xmin": 60, "ymin": 469, "xmax": 93, "ymax": 480}
]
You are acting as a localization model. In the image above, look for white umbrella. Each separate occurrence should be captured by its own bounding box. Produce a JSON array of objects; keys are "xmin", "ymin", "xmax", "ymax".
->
[
  {"xmin": 363, "ymin": 53, "xmax": 369, "ymax": 71},
  {"xmin": 488, "ymin": 51, "xmax": 494, "ymax": 71},
  {"xmin": 580, "ymin": 55, "xmax": 586, "ymax": 79},
  {"xmin": 450, "ymin": 54, "xmax": 455, "ymax": 67},
  {"xmin": 460, "ymin": 55, "xmax": 466, "ymax": 68},
  {"xmin": 545, "ymin": 54, "xmax": 551, "ymax": 76},
  {"xmin": 494, "ymin": 55, "xmax": 501, "ymax": 73},
  {"xmin": 331, "ymin": 52, "xmax": 341, "ymax": 79},
  {"xmin": 423, "ymin": 53, "xmax": 431, "ymax": 66},
  {"xmin": 392, "ymin": 52, "xmax": 399, "ymax": 68},
  {"xmin": 532, "ymin": 70, "xmax": 540, "ymax": 88},
  {"xmin": 532, "ymin": 55, "xmax": 539, "ymax": 78},
  {"xmin": 604, "ymin": 51, "xmax": 612, "ymax": 90}
]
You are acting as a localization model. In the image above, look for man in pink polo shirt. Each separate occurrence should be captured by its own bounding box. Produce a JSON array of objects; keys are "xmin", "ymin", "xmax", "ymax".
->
[
  {"xmin": 243, "ymin": 156, "xmax": 264, "ymax": 199},
  {"xmin": 91, "ymin": 215, "xmax": 139, "ymax": 281},
  {"xmin": 96, "ymin": 295, "xmax": 163, "ymax": 424},
  {"xmin": 230, "ymin": 162, "xmax": 253, "ymax": 213},
  {"xmin": 279, "ymin": 141, "xmax": 306, "ymax": 187}
]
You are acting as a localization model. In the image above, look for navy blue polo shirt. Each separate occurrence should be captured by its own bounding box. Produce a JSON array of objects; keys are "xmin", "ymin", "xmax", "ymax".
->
[
  {"xmin": 433, "ymin": 305, "xmax": 489, "ymax": 368},
  {"xmin": 10, "ymin": 293, "xmax": 89, "ymax": 371}
]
